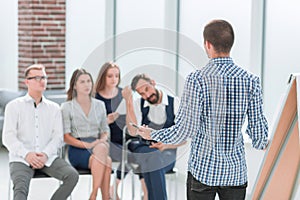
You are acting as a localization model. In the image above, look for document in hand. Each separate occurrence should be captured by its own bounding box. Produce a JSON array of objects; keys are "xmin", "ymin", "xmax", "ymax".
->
[{"xmin": 115, "ymin": 98, "xmax": 126, "ymax": 115}]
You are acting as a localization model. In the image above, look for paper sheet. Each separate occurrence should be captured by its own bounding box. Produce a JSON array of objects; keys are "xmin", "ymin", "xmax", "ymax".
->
[{"xmin": 115, "ymin": 99, "xmax": 126, "ymax": 115}]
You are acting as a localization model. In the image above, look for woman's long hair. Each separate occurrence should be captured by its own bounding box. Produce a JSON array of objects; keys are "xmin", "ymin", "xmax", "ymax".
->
[
  {"xmin": 94, "ymin": 61, "xmax": 121, "ymax": 93},
  {"xmin": 67, "ymin": 68, "xmax": 94, "ymax": 101}
]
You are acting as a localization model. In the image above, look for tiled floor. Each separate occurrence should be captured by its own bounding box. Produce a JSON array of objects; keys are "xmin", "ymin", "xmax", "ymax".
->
[{"xmin": 0, "ymin": 146, "xmax": 186, "ymax": 200}]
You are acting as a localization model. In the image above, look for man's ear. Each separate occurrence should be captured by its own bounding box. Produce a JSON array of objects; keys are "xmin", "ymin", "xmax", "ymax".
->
[
  {"xmin": 205, "ymin": 40, "xmax": 211, "ymax": 50},
  {"xmin": 24, "ymin": 79, "xmax": 29, "ymax": 87},
  {"xmin": 150, "ymin": 79, "xmax": 156, "ymax": 86}
]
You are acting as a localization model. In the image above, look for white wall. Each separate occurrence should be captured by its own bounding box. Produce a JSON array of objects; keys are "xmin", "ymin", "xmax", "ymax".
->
[
  {"xmin": 262, "ymin": 2, "xmax": 300, "ymax": 197},
  {"xmin": 264, "ymin": 0, "xmax": 300, "ymax": 128},
  {"xmin": 115, "ymin": 0, "xmax": 169, "ymax": 88},
  {"xmin": 180, "ymin": 0, "xmax": 252, "ymax": 68},
  {"xmin": 66, "ymin": 0, "xmax": 106, "ymax": 89},
  {"xmin": 0, "ymin": 0, "xmax": 18, "ymax": 90}
]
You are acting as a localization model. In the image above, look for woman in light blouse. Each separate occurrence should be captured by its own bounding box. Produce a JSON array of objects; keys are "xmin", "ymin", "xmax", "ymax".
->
[{"xmin": 61, "ymin": 68, "xmax": 111, "ymax": 200}]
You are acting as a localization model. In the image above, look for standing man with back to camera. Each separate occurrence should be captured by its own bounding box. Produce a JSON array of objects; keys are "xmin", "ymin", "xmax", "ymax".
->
[
  {"xmin": 138, "ymin": 19, "xmax": 269, "ymax": 200},
  {"xmin": 2, "ymin": 64, "xmax": 79, "ymax": 200}
]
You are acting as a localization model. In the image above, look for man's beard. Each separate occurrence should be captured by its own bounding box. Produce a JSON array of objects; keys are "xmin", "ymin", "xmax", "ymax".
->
[{"xmin": 146, "ymin": 89, "xmax": 160, "ymax": 104}]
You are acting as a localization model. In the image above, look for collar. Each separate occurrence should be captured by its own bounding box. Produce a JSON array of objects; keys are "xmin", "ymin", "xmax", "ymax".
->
[
  {"xmin": 143, "ymin": 90, "xmax": 169, "ymax": 108},
  {"xmin": 24, "ymin": 93, "xmax": 44, "ymax": 104},
  {"xmin": 209, "ymin": 57, "xmax": 233, "ymax": 65}
]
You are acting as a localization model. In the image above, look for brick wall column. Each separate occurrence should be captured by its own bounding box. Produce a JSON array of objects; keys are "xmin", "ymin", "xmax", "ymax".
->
[{"xmin": 18, "ymin": 0, "xmax": 66, "ymax": 90}]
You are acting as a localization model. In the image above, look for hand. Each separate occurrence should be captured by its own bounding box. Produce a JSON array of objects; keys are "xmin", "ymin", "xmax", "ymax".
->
[
  {"xmin": 107, "ymin": 112, "xmax": 119, "ymax": 124},
  {"xmin": 25, "ymin": 152, "xmax": 46, "ymax": 169},
  {"xmin": 137, "ymin": 126, "xmax": 153, "ymax": 140},
  {"xmin": 36, "ymin": 152, "xmax": 48, "ymax": 164},
  {"xmin": 99, "ymin": 138, "xmax": 109, "ymax": 146},
  {"xmin": 122, "ymin": 86, "xmax": 133, "ymax": 101},
  {"xmin": 150, "ymin": 142, "xmax": 167, "ymax": 151},
  {"xmin": 85, "ymin": 139, "xmax": 101, "ymax": 149},
  {"xmin": 263, "ymin": 140, "xmax": 270, "ymax": 151}
]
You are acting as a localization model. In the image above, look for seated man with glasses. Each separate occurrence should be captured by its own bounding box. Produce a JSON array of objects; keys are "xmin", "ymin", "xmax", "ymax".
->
[
  {"xmin": 26, "ymin": 75, "xmax": 48, "ymax": 81},
  {"xmin": 2, "ymin": 64, "xmax": 79, "ymax": 200}
]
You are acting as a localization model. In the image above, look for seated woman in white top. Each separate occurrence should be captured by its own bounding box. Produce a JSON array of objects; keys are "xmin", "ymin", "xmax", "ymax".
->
[{"xmin": 61, "ymin": 68, "xmax": 111, "ymax": 200}]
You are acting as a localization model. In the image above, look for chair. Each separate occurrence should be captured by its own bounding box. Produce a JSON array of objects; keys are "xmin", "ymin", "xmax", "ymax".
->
[
  {"xmin": 111, "ymin": 161, "xmax": 120, "ymax": 200},
  {"xmin": 63, "ymin": 145, "xmax": 120, "ymax": 200},
  {"xmin": 121, "ymin": 126, "xmax": 180, "ymax": 200},
  {"xmin": 62, "ymin": 145, "xmax": 93, "ymax": 199},
  {"xmin": 8, "ymin": 146, "xmax": 66, "ymax": 200},
  {"xmin": 70, "ymin": 168, "xmax": 92, "ymax": 200},
  {"xmin": 119, "ymin": 126, "xmax": 140, "ymax": 200},
  {"xmin": 8, "ymin": 169, "xmax": 61, "ymax": 200},
  {"xmin": 135, "ymin": 167, "xmax": 179, "ymax": 200}
]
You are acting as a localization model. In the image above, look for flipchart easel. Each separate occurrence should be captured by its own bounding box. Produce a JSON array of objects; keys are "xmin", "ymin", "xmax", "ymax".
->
[{"xmin": 251, "ymin": 74, "xmax": 300, "ymax": 199}]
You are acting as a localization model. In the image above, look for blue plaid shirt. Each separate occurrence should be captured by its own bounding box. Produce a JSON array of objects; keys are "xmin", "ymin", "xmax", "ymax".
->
[{"xmin": 151, "ymin": 57, "xmax": 268, "ymax": 186}]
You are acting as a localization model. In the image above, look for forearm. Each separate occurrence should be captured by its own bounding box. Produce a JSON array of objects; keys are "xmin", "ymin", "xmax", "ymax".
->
[
  {"xmin": 3, "ymin": 134, "xmax": 30, "ymax": 159},
  {"xmin": 165, "ymin": 141, "xmax": 187, "ymax": 149},
  {"xmin": 125, "ymin": 96, "xmax": 138, "ymax": 136},
  {"xmin": 64, "ymin": 133, "xmax": 91, "ymax": 149},
  {"xmin": 2, "ymin": 106, "xmax": 30, "ymax": 158}
]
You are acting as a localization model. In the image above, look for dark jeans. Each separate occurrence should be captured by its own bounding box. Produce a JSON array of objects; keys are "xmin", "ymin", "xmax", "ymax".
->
[{"xmin": 187, "ymin": 172, "xmax": 247, "ymax": 200}]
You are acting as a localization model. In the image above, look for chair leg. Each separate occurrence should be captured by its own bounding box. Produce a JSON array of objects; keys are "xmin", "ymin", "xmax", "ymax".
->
[
  {"xmin": 113, "ymin": 170, "xmax": 117, "ymax": 200},
  {"xmin": 140, "ymin": 179, "xmax": 143, "ymax": 200},
  {"xmin": 8, "ymin": 179, "xmax": 11, "ymax": 200},
  {"xmin": 165, "ymin": 169, "xmax": 178, "ymax": 200},
  {"xmin": 174, "ymin": 172, "xmax": 178, "ymax": 200},
  {"xmin": 131, "ymin": 171, "xmax": 135, "ymax": 200},
  {"xmin": 89, "ymin": 175, "xmax": 92, "ymax": 197},
  {"xmin": 168, "ymin": 172, "xmax": 178, "ymax": 200},
  {"xmin": 8, "ymin": 173, "xmax": 66, "ymax": 199}
]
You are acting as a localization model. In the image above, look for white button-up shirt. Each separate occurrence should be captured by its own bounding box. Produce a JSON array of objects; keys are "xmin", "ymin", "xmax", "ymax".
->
[
  {"xmin": 2, "ymin": 93, "xmax": 63, "ymax": 166},
  {"xmin": 133, "ymin": 90, "xmax": 179, "ymax": 125}
]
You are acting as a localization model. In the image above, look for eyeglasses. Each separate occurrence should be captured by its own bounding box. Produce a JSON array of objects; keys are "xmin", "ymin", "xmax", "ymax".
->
[{"xmin": 26, "ymin": 76, "xmax": 48, "ymax": 81}]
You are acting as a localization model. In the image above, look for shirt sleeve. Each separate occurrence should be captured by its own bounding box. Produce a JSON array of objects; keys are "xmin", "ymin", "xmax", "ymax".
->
[
  {"xmin": 98, "ymin": 101, "xmax": 110, "ymax": 134},
  {"xmin": 151, "ymin": 72, "xmax": 202, "ymax": 144},
  {"xmin": 61, "ymin": 102, "xmax": 72, "ymax": 134},
  {"xmin": 246, "ymin": 77, "xmax": 269, "ymax": 150},
  {"xmin": 2, "ymin": 101, "xmax": 30, "ymax": 159}
]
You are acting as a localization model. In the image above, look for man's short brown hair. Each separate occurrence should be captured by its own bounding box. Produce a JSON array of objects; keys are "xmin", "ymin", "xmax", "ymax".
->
[
  {"xmin": 203, "ymin": 19, "xmax": 234, "ymax": 54},
  {"xmin": 24, "ymin": 64, "xmax": 45, "ymax": 78}
]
